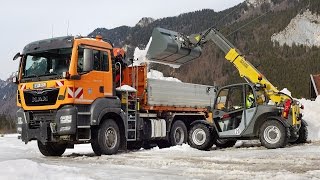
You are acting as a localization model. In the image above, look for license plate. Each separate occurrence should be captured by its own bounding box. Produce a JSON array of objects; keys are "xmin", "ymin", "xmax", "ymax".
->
[{"xmin": 33, "ymin": 82, "xmax": 47, "ymax": 89}]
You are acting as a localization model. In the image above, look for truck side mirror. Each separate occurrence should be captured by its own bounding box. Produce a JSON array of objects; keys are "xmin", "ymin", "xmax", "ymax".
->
[
  {"xmin": 83, "ymin": 49, "xmax": 93, "ymax": 72},
  {"xmin": 13, "ymin": 52, "xmax": 21, "ymax": 61},
  {"xmin": 12, "ymin": 76, "xmax": 18, "ymax": 84}
]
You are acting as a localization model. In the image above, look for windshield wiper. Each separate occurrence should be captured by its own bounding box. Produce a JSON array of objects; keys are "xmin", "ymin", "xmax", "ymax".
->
[
  {"xmin": 43, "ymin": 72, "xmax": 58, "ymax": 76},
  {"xmin": 23, "ymin": 74, "xmax": 39, "ymax": 78}
]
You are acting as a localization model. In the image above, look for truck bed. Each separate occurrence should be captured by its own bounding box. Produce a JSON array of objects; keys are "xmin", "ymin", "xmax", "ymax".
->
[{"xmin": 147, "ymin": 79, "xmax": 215, "ymax": 108}]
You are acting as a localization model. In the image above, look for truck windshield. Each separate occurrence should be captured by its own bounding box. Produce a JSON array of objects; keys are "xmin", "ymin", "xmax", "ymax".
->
[{"xmin": 22, "ymin": 48, "xmax": 72, "ymax": 79}]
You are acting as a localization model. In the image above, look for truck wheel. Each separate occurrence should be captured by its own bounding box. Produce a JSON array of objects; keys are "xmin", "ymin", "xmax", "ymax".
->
[
  {"xmin": 91, "ymin": 127, "xmax": 102, "ymax": 156},
  {"xmin": 97, "ymin": 119, "xmax": 120, "ymax": 155},
  {"xmin": 188, "ymin": 124, "xmax": 214, "ymax": 150},
  {"xmin": 215, "ymin": 139, "xmax": 237, "ymax": 148},
  {"xmin": 293, "ymin": 120, "xmax": 308, "ymax": 144},
  {"xmin": 259, "ymin": 120, "xmax": 288, "ymax": 149},
  {"xmin": 37, "ymin": 141, "xmax": 67, "ymax": 156},
  {"xmin": 170, "ymin": 120, "xmax": 187, "ymax": 146}
]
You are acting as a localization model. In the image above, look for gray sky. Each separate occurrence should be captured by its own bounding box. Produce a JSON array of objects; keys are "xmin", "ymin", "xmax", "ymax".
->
[{"xmin": 0, "ymin": 0, "xmax": 244, "ymax": 80}]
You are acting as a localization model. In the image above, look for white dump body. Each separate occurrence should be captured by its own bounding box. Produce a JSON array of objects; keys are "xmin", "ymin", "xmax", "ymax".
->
[{"xmin": 147, "ymin": 78, "xmax": 215, "ymax": 108}]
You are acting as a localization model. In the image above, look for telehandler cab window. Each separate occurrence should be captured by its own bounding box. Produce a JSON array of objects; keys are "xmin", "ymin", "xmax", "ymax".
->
[{"xmin": 22, "ymin": 48, "xmax": 72, "ymax": 79}]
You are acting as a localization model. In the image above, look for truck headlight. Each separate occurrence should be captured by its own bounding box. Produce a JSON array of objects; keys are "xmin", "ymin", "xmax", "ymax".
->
[
  {"xmin": 17, "ymin": 127, "xmax": 22, "ymax": 133},
  {"xmin": 17, "ymin": 117, "xmax": 23, "ymax": 125},
  {"xmin": 60, "ymin": 115, "xmax": 72, "ymax": 124}
]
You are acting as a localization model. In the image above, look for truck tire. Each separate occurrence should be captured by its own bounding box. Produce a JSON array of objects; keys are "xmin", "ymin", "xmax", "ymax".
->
[
  {"xmin": 97, "ymin": 119, "xmax": 121, "ymax": 155},
  {"xmin": 259, "ymin": 120, "xmax": 288, "ymax": 149},
  {"xmin": 188, "ymin": 124, "xmax": 214, "ymax": 150},
  {"xmin": 170, "ymin": 120, "xmax": 187, "ymax": 146},
  {"xmin": 91, "ymin": 127, "xmax": 102, "ymax": 156},
  {"xmin": 292, "ymin": 120, "xmax": 308, "ymax": 144},
  {"xmin": 215, "ymin": 139, "xmax": 237, "ymax": 148},
  {"xmin": 37, "ymin": 141, "xmax": 67, "ymax": 156}
]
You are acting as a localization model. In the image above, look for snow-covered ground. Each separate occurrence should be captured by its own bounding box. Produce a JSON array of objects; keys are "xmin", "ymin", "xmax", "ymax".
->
[
  {"xmin": 271, "ymin": 10, "xmax": 320, "ymax": 47},
  {"xmin": 1, "ymin": 134, "xmax": 320, "ymax": 180}
]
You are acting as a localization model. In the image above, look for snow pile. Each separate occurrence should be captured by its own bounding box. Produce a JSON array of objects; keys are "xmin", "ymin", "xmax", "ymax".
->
[
  {"xmin": 299, "ymin": 97, "xmax": 320, "ymax": 141},
  {"xmin": 147, "ymin": 70, "xmax": 181, "ymax": 82},
  {"xmin": 116, "ymin": 85, "xmax": 137, "ymax": 92},
  {"xmin": 133, "ymin": 38, "xmax": 181, "ymax": 82},
  {"xmin": 280, "ymin": 88, "xmax": 292, "ymax": 97},
  {"xmin": 132, "ymin": 37, "xmax": 154, "ymax": 67},
  {"xmin": 271, "ymin": 10, "xmax": 320, "ymax": 47},
  {"xmin": 246, "ymin": 0, "xmax": 271, "ymax": 8},
  {"xmin": 0, "ymin": 159, "xmax": 90, "ymax": 180},
  {"xmin": 281, "ymin": 88, "xmax": 320, "ymax": 141}
]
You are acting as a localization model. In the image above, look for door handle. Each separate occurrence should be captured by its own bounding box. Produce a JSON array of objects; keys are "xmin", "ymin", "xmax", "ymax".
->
[{"xmin": 99, "ymin": 86, "xmax": 104, "ymax": 93}]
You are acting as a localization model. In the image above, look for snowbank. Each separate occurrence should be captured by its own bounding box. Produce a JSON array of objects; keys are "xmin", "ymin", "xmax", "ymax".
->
[
  {"xmin": 278, "ymin": 88, "xmax": 320, "ymax": 141},
  {"xmin": 299, "ymin": 97, "xmax": 320, "ymax": 141},
  {"xmin": 271, "ymin": 9, "xmax": 320, "ymax": 47},
  {"xmin": 0, "ymin": 159, "xmax": 91, "ymax": 180},
  {"xmin": 147, "ymin": 70, "xmax": 181, "ymax": 82}
]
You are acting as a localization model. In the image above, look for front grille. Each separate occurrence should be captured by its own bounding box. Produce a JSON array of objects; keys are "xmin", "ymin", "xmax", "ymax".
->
[
  {"xmin": 24, "ymin": 88, "xmax": 59, "ymax": 106},
  {"xmin": 28, "ymin": 111, "xmax": 56, "ymax": 129}
]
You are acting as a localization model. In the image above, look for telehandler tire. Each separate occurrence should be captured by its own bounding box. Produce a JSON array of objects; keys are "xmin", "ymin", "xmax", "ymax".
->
[
  {"xmin": 188, "ymin": 123, "xmax": 214, "ymax": 150},
  {"xmin": 37, "ymin": 141, "xmax": 67, "ymax": 156},
  {"xmin": 215, "ymin": 139, "xmax": 237, "ymax": 148},
  {"xmin": 292, "ymin": 119, "xmax": 308, "ymax": 144},
  {"xmin": 259, "ymin": 120, "xmax": 288, "ymax": 149},
  {"xmin": 97, "ymin": 119, "xmax": 120, "ymax": 155},
  {"xmin": 170, "ymin": 120, "xmax": 187, "ymax": 146}
]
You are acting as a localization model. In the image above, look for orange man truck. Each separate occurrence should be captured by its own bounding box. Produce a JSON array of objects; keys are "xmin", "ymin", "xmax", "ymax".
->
[{"xmin": 13, "ymin": 35, "xmax": 215, "ymax": 156}]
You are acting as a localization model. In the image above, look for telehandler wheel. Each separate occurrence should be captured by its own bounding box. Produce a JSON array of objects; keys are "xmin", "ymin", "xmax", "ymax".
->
[
  {"xmin": 170, "ymin": 120, "xmax": 187, "ymax": 146},
  {"xmin": 259, "ymin": 120, "xmax": 289, "ymax": 149},
  {"xmin": 188, "ymin": 123, "xmax": 214, "ymax": 150},
  {"xmin": 215, "ymin": 139, "xmax": 237, "ymax": 148},
  {"xmin": 97, "ymin": 119, "xmax": 120, "ymax": 155},
  {"xmin": 37, "ymin": 141, "xmax": 67, "ymax": 156},
  {"xmin": 292, "ymin": 119, "xmax": 308, "ymax": 144}
]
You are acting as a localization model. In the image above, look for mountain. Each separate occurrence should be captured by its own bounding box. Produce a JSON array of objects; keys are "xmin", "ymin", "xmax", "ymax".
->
[
  {"xmin": 90, "ymin": 0, "xmax": 320, "ymax": 98},
  {"xmin": 1, "ymin": 0, "xmax": 320, "ymax": 127}
]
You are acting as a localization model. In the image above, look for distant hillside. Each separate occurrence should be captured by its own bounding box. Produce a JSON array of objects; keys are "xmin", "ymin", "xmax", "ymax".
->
[{"xmin": 90, "ymin": 0, "xmax": 320, "ymax": 98}]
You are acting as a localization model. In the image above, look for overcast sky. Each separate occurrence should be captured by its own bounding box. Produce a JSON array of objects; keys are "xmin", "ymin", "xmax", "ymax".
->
[{"xmin": 0, "ymin": 0, "xmax": 244, "ymax": 80}]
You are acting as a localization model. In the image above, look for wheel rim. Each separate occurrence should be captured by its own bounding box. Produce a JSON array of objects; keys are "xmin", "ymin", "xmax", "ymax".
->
[
  {"xmin": 174, "ymin": 127, "xmax": 185, "ymax": 145},
  {"xmin": 192, "ymin": 128, "xmax": 206, "ymax": 146},
  {"xmin": 263, "ymin": 126, "xmax": 281, "ymax": 144},
  {"xmin": 104, "ymin": 127, "xmax": 117, "ymax": 149}
]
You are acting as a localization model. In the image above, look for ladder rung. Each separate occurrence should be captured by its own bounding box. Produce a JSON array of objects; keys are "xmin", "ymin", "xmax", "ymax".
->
[
  {"xmin": 77, "ymin": 126, "xmax": 90, "ymax": 128},
  {"xmin": 78, "ymin": 112, "xmax": 91, "ymax": 115}
]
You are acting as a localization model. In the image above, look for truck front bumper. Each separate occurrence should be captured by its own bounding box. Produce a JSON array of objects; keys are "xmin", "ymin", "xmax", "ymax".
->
[{"xmin": 16, "ymin": 105, "xmax": 77, "ymax": 144}]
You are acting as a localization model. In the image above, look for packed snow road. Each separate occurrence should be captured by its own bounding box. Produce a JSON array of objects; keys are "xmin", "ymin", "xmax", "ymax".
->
[{"xmin": 0, "ymin": 134, "xmax": 320, "ymax": 180}]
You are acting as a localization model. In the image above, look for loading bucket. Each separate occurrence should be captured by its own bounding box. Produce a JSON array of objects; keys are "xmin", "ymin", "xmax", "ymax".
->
[{"xmin": 146, "ymin": 27, "xmax": 202, "ymax": 66}]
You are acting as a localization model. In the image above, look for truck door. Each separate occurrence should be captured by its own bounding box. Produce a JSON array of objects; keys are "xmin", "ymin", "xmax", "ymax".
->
[
  {"xmin": 213, "ymin": 85, "xmax": 246, "ymax": 135},
  {"xmin": 75, "ymin": 47, "xmax": 113, "ymax": 103}
]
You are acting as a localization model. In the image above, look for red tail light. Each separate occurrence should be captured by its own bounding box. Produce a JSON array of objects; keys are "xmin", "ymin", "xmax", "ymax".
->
[{"xmin": 282, "ymin": 99, "xmax": 291, "ymax": 119}]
